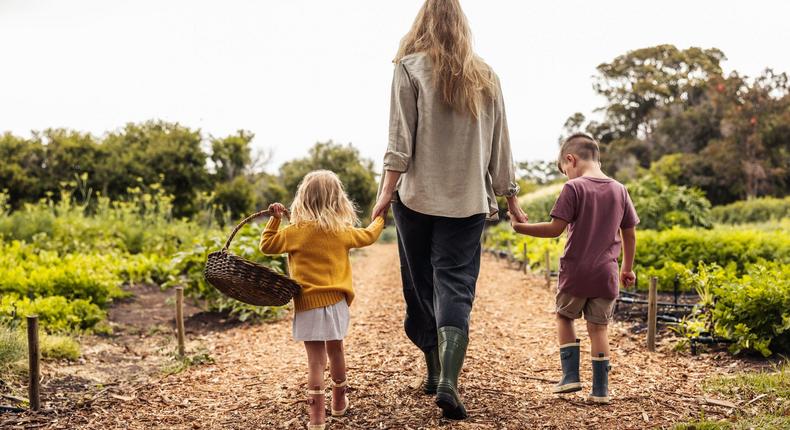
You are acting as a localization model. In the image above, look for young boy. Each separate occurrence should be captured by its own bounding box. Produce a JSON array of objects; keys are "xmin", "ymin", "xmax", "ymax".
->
[{"xmin": 509, "ymin": 133, "xmax": 638, "ymax": 403}]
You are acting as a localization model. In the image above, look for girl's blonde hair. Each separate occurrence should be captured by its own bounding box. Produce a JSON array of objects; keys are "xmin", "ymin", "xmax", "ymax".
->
[
  {"xmin": 394, "ymin": 0, "xmax": 496, "ymax": 118},
  {"xmin": 289, "ymin": 170, "xmax": 359, "ymax": 232}
]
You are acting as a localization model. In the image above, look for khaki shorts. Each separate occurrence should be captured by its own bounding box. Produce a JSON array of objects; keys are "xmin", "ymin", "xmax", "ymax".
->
[{"xmin": 555, "ymin": 292, "xmax": 616, "ymax": 325}]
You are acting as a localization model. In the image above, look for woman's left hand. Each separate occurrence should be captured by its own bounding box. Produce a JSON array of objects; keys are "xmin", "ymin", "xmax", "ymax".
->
[{"xmin": 506, "ymin": 195, "xmax": 528, "ymax": 223}]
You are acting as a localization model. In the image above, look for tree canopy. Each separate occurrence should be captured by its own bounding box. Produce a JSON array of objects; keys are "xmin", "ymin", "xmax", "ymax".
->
[{"xmin": 563, "ymin": 45, "xmax": 789, "ymax": 204}]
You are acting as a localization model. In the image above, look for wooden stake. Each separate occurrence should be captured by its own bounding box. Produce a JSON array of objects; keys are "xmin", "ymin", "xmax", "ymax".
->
[
  {"xmin": 647, "ymin": 276, "xmax": 658, "ymax": 352},
  {"xmin": 522, "ymin": 243, "xmax": 528, "ymax": 274},
  {"xmin": 175, "ymin": 286, "xmax": 185, "ymax": 357},
  {"xmin": 27, "ymin": 315, "xmax": 40, "ymax": 412},
  {"xmin": 545, "ymin": 249, "xmax": 551, "ymax": 289}
]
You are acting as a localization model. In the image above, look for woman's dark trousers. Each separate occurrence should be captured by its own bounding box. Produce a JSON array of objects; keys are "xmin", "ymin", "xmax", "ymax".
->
[{"xmin": 392, "ymin": 200, "xmax": 485, "ymax": 419}]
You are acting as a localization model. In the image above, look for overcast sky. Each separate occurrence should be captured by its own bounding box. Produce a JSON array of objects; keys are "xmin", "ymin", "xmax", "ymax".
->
[{"xmin": 2, "ymin": 0, "xmax": 789, "ymax": 171}]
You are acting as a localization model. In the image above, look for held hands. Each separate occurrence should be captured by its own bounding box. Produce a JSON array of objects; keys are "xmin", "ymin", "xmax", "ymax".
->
[
  {"xmin": 508, "ymin": 214, "xmax": 520, "ymax": 229},
  {"xmin": 620, "ymin": 270, "xmax": 636, "ymax": 288},
  {"xmin": 371, "ymin": 191, "xmax": 392, "ymax": 222},
  {"xmin": 267, "ymin": 203, "xmax": 288, "ymax": 219},
  {"xmin": 506, "ymin": 195, "xmax": 527, "ymax": 224}
]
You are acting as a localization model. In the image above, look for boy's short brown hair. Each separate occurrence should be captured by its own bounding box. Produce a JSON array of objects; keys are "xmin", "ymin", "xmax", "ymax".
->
[{"xmin": 558, "ymin": 133, "xmax": 600, "ymax": 173}]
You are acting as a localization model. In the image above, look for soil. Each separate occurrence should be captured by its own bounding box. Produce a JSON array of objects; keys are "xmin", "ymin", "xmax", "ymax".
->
[{"xmin": 0, "ymin": 244, "xmax": 774, "ymax": 429}]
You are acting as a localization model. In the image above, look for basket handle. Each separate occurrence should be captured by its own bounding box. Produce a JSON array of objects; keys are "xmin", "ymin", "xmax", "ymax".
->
[{"xmin": 222, "ymin": 208, "xmax": 289, "ymax": 251}]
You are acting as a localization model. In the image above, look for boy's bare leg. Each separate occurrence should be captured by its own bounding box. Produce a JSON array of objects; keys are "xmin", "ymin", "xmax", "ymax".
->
[
  {"xmin": 586, "ymin": 321, "xmax": 610, "ymax": 357},
  {"xmin": 556, "ymin": 314, "xmax": 577, "ymax": 345},
  {"xmin": 326, "ymin": 340, "xmax": 347, "ymax": 412},
  {"xmin": 304, "ymin": 341, "xmax": 327, "ymax": 425}
]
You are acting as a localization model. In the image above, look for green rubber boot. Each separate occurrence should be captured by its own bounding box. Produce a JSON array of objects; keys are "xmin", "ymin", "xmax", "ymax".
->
[
  {"xmin": 435, "ymin": 326, "xmax": 469, "ymax": 420},
  {"xmin": 589, "ymin": 353, "xmax": 611, "ymax": 404},
  {"xmin": 423, "ymin": 348, "xmax": 441, "ymax": 395}
]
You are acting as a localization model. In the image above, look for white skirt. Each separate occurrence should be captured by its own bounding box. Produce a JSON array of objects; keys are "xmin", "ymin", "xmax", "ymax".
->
[{"xmin": 292, "ymin": 299, "xmax": 350, "ymax": 342}]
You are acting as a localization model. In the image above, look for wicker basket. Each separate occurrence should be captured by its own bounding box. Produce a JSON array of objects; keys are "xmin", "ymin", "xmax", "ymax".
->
[{"xmin": 204, "ymin": 209, "xmax": 301, "ymax": 306}]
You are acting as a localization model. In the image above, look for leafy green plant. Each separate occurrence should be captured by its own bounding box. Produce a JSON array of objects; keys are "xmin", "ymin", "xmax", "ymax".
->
[
  {"xmin": 0, "ymin": 295, "xmax": 106, "ymax": 334},
  {"xmin": 678, "ymin": 263, "xmax": 790, "ymax": 356},
  {"xmin": 627, "ymin": 174, "xmax": 712, "ymax": 230}
]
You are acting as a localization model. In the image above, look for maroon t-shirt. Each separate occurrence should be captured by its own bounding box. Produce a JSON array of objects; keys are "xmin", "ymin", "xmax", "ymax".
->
[{"xmin": 550, "ymin": 177, "xmax": 639, "ymax": 299}]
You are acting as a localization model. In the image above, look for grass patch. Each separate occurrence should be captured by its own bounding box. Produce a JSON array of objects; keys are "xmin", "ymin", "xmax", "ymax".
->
[
  {"xmin": 0, "ymin": 325, "xmax": 26, "ymax": 377},
  {"xmin": 162, "ymin": 350, "xmax": 215, "ymax": 375},
  {"xmin": 674, "ymin": 363, "xmax": 790, "ymax": 429},
  {"xmin": 0, "ymin": 325, "xmax": 27, "ymax": 368},
  {"xmin": 40, "ymin": 333, "xmax": 81, "ymax": 360}
]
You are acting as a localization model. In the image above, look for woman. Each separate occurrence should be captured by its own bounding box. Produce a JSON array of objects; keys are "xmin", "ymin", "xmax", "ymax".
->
[{"xmin": 371, "ymin": 0, "xmax": 526, "ymax": 420}]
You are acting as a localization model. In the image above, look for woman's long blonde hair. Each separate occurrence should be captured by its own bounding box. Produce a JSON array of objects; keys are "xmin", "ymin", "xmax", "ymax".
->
[
  {"xmin": 394, "ymin": 0, "xmax": 497, "ymax": 118},
  {"xmin": 289, "ymin": 170, "xmax": 359, "ymax": 232}
]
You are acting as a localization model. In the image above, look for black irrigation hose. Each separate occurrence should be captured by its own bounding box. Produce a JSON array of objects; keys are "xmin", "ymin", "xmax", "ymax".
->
[
  {"xmin": 616, "ymin": 296, "xmax": 697, "ymax": 309},
  {"xmin": 690, "ymin": 336, "xmax": 733, "ymax": 355},
  {"xmin": 0, "ymin": 405, "xmax": 25, "ymax": 413}
]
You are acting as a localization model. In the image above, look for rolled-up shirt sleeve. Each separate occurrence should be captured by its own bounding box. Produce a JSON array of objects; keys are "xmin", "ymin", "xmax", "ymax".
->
[
  {"xmin": 489, "ymin": 76, "xmax": 520, "ymax": 197},
  {"xmin": 383, "ymin": 62, "xmax": 418, "ymax": 172}
]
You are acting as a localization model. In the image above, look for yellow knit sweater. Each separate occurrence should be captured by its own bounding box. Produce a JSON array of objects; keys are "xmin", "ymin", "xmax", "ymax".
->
[{"xmin": 259, "ymin": 216, "xmax": 385, "ymax": 312}]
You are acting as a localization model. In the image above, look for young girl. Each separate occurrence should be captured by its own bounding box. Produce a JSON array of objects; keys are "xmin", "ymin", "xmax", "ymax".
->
[{"xmin": 259, "ymin": 170, "xmax": 384, "ymax": 430}]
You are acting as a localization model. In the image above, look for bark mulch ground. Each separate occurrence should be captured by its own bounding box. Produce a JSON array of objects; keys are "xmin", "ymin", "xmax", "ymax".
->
[{"xmin": 2, "ymin": 244, "xmax": 764, "ymax": 429}]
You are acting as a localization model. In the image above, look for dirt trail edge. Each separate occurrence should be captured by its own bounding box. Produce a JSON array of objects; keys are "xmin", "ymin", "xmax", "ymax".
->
[{"xmin": 18, "ymin": 244, "xmax": 757, "ymax": 429}]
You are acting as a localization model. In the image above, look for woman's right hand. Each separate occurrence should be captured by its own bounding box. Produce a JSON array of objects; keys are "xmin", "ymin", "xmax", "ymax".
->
[
  {"xmin": 371, "ymin": 191, "xmax": 392, "ymax": 221},
  {"xmin": 268, "ymin": 203, "xmax": 288, "ymax": 219}
]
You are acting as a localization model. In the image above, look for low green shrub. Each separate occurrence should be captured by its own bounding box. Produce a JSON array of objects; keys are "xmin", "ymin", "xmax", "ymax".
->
[
  {"xmin": 0, "ymin": 295, "xmax": 106, "ymax": 333},
  {"xmin": 627, "ymin": 174, "xmax": 712, "ymax": 230},
  {"xmin": 635, "ymin": 227, "xmax": 789, "ymax": 291},
  {"xmin": 484, "ymin": 222, "xmax": 790, "ymax": 293},
  {"xmin": 40, "ymin": 333, "xmax": 81, "ymax": 360},
  {"xmin": 679, "ymin": 263, "xmax": 790, "ymax": 357},
  {"xmin": 712, "ymin": 196, "xmax": 790, "ymax": 224},
  {"xmin": 0, "ymin": 241, "xmax": 128, "ymax": 306}
]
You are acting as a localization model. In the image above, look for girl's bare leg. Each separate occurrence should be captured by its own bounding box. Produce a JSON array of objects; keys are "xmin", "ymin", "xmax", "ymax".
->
[
  {"xmin": 304, "ymin": 341, "xmax": 327, "ymax": 425},
  {"xmin": 326, "ymin": 340, "xmax": 347, "ymax": 412}
]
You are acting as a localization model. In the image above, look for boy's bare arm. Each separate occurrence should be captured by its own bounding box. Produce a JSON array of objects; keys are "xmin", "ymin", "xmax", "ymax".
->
[
  {"xmin": 620, "ymin": 227, "xmax": 636, "ymax": 286},
  {"xmin": 510, "ymin": 217, "xmax": 568, "ymax": 238}
]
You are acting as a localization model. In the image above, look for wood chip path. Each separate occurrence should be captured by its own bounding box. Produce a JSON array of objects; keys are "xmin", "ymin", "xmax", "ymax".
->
[{"xmin": 8, "ymin": 244, "xmax": 754, "ymax": 429}]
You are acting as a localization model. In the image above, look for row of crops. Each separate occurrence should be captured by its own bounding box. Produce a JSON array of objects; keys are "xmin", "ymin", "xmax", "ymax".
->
[
  {"xmin": 0, "ymin": 188, "xmax": 285, "ymax": 349},
  {"xmin": 483, "ymin": 220, "xmax": 790, "ymax": 357}
]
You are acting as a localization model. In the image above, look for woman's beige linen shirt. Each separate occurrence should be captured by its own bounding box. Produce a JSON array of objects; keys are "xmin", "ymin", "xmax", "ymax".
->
[{"xmin": 383, "ymin": 52, "xmax": 519, "ymax": 219}]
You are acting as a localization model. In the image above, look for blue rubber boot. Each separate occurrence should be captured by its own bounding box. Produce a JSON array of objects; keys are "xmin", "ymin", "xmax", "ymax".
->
[
  {"xmin": 589, "ymin": 353, "xmax": 611, "ymax": 403},
  {"xmin": 552, "ymin": 339, "xmax": 582, "ymax": 394}
]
